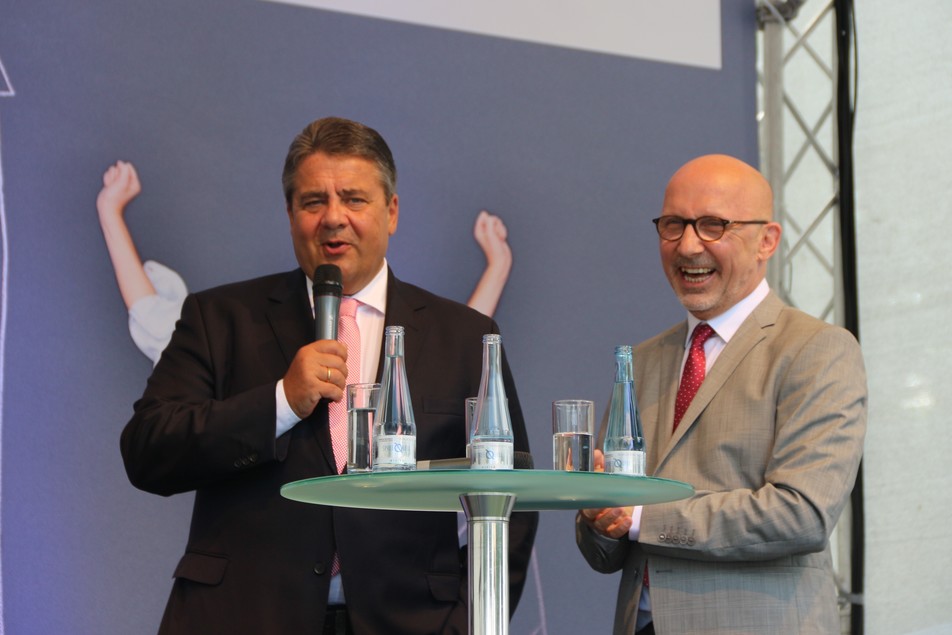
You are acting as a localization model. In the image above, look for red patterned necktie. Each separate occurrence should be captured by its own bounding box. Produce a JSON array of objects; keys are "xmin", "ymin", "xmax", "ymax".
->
[
  {"xmin": 673, "ymin": 323, "xmax": 715, "ymax": 431},
  {"xmin": 328, "ymin": 298, "xmax": 359, "ymax": 577}
]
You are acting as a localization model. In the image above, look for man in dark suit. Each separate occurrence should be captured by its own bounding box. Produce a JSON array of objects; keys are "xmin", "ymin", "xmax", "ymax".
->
[{"xmin": 121, "ymin": 116, "xmax": 538, "ymax": 634}]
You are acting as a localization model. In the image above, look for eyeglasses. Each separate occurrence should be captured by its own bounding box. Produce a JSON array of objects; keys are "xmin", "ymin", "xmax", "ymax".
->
[{"xmin": 652, "ymin": 216, "xmax": 769, "ymax": 242}]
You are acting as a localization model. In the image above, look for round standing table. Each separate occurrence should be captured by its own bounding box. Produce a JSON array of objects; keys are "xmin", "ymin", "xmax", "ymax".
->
[{"xmin": 282, "ymin": 469, "xmax": 693, "ymax": 635}]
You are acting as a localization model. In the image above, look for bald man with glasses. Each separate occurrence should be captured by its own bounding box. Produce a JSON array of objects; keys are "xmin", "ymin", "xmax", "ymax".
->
[{"xmin": 577, "ymin": 154, "xmax": 867, "ymax": 635}]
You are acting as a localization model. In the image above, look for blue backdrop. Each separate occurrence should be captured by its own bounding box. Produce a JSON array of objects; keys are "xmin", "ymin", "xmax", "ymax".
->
[{"xmin": 0, "ymin": 1, "xmax": 756, "ymax": 632}]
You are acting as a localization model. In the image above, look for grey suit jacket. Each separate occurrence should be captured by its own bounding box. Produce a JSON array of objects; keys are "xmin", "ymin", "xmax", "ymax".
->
[{"xmin": 577, "ymin": 292, "xmax": 867, "ymax": 634}]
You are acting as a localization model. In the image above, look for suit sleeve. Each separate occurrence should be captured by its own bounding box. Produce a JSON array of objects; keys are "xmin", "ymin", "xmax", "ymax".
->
[
  {"xmin": 575, "ymin": 512, "xmax": 633, "ymax": 574},
  {"xmin": 120, "ymin": 293, "xmax": 283, "ymax": 496},
  {"xmin": 639, "ymin": 325, "xmax": 867, "ymax": 562}
]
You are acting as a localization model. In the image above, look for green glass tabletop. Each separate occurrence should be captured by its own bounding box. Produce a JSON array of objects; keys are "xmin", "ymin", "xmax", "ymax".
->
[{"xmin": 281, "ymin": 469, "xmax": 694, "ymax": 512}]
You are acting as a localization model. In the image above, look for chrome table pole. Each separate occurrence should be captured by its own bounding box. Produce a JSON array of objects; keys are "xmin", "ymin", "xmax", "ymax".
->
[{"xmin": 460, "ymin": 492, "xmax": 516, "ymax": 635}]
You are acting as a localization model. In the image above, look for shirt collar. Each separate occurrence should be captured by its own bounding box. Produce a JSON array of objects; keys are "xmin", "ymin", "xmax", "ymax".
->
[
  {"xmin": 685, "ymin": 278, "xmax": 770, "ymax": 347},
  {"xmin": 303, "ymin": 259, "xmax": 389, "ymax": 316},
  {"xmin": 349, "ymin": 259, "xmax": 388, "ymax": 316}
]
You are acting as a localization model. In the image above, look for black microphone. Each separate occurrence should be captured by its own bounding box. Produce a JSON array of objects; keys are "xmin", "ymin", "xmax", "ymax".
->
[{"xmin": 313, "ymin": 264, "xmax": 342, "ymax": 341}]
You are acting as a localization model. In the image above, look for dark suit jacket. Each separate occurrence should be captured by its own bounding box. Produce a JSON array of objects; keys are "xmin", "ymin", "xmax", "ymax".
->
[{"xmin": 121, "ymin": 268, "xmax": 538, "ymax": 635}]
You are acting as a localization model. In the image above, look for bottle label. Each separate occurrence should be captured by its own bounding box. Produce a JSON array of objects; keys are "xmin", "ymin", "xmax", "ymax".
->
[
  {"xmin": 373, "ymin": 434, "xmax": 416, "ymax": 471},
  {"xmin": 470, "ymin": 441, "xmax": 513, "ymax": 470},
  {"xmin": 604, "ymin": 450, "xmax": 646, "ymax": 476}
]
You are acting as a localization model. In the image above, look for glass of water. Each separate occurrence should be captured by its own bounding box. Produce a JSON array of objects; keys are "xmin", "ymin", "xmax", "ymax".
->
[
  {"xmin": 347, "ymin": 383, "xmax": 380, "ymax": 473},
  {"xmin": 552, "ymin": 399, "xmax": 594, "ymax": 471}
]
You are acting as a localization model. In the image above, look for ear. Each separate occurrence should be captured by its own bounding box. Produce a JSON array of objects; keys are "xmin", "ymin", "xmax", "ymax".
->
[
  {"xmin": 758, "ymin": 222, "xmax": 782, "ymax": 262},
  {"xmin": 387, "ymin": 194, "xmax": 399, "ymax": 235}
]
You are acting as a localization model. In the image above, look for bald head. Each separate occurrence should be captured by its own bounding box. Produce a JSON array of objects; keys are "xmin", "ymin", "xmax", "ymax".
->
[
  {"xmin": 664, "ymin": 154, "xmax": 774, "ymax": 222},
  {"xmin": 657, "ymin": 154, "xmax": 781, "ymax": 320}
]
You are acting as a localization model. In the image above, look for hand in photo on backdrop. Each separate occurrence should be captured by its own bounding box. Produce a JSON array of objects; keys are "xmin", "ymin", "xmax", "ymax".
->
[
  {"xmin": 467, "ymin": 210, "xmax": 512, "ymax": 317},
  {"xmin": 97, "ymin": 161, "xmax": 189, "ymax": 365},
  {"xmin": 580, "ymin": 449, "xmax": 634, "ymax": 539},
  {"xmin": 96, "ymin": 161, "xmax": 155, "ymax": 310}
]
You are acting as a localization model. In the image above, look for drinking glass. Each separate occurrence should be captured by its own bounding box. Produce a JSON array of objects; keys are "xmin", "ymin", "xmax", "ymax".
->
[
  {"xmin": 347, "ymin": 383, "xmax": 380, "ymax": 473},
  {"xmin": 552, "ymin": 399, "xmax": 594, "ymax": 471}
]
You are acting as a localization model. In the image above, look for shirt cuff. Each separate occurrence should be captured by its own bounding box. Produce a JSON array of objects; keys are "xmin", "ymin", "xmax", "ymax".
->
[
  {"xmin": 275, "ymin": 379, "xmax": 301, "ymax": 438},
  {"xmin": 627, "ymin": 505, "xmax": 643, "ymax": 542}
]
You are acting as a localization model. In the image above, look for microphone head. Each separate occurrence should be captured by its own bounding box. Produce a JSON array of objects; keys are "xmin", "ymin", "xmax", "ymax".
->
[{"xmin": 313, "ymin": 264, "xmax": 342, "ymax": 297}]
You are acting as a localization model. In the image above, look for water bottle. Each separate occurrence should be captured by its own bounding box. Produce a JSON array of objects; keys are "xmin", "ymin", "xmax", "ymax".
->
[
  {"xmin": 470, "ymin": 334, "xmax": 514, "ymax": 470},
  {"xmin": 373, "ymin": 326, "xmax": 416, "ymax": 471},
  {"xmin": 603, "ymin": 345, "xmax": 646, "ymax": 475}
]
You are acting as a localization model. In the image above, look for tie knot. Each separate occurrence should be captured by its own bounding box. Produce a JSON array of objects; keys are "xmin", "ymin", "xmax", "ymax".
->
[
  {"xmin": 691, "ymin": 323, "xmax": 715, "ymax": 349},
  {"xmin": 340, "ymin": 298, "xmax": 359, "ymax": 318}
]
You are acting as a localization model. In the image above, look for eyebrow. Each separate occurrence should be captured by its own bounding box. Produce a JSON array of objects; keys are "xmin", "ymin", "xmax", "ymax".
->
[
  {"xmin": 338, "ymin": 188, "xmax": 372, "ymax": 198},
  {"xmin": 298, "ymin": 187, "xmax": 372, "ymax": 198}
]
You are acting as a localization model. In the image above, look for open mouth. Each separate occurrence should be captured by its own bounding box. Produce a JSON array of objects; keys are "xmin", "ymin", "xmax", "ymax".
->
[
  {"xmin": 322, "ymin": 240, "xmax": 350, "ymax": 255},
  {"xmin": 680, "ymin": 267, "xmax": 715, "ymax": 283}
]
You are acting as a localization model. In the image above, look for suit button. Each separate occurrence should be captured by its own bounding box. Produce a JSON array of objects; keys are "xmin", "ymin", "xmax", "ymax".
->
[
  {"xmin": 314, "ymin": 562, "xmax": 327, "ymax": 575},
  {"xmin": 658, "ymin": 533, "xmax": 666, "ymax": 542},
  {"xmin": 248, "ymin": 453, "xmax": 258, "ymax": 464}
]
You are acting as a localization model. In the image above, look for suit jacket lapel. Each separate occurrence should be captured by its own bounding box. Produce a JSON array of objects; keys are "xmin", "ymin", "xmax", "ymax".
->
[
  {"xmin": 266, "ymin": 268, "xmax": 313, "ymax": 366},
  {"xmin": 655, "ymin": 292, "xmax": 783, "ymax": 472},
  {"xmin": 380, "ymin": 269, "xmax": 427, "ymax": 383},
  {"xmin": 264, "ymin": 269, "xmax": 335, "ymax": 469},
  {"xmin": 648, "ymin": 326, "xmax": 686, "ymax": 472}
]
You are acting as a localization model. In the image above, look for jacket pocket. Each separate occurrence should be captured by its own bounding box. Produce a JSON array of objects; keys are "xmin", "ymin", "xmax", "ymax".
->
[{"xmin": 172, "ymin": 551, "xmax": 228, "ymax": 586}]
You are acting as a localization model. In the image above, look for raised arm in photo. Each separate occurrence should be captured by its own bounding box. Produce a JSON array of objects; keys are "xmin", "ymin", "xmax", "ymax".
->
[
  {"xmin": 97, "ymin": 161, "xmax": 187, "ymax": 364},
  {"xmin": 96, "ymin": 160, "xmax": 155, "ymax": 309},
  {"xmin": 467, "ymin": 210, "xmax": 512, "ymax": 318}
]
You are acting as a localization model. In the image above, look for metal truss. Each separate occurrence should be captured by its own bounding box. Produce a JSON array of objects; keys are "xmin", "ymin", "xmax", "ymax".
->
[
  {"xmin": 756, "ymin": 1, "xmax": 856, "ymax": 632},
  {"xmin": 757, "ymin": 0, "xmax": 844, "ymax": 325}
]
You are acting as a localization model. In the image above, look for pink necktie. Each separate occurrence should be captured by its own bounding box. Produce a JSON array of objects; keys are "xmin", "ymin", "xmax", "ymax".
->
[
  {"xmin": 328, "ymin": 298, "xmax": 360, "ymax": 475},
  {"xmin": 673, "ymin": 323, "xmax": 715, "ymax": 431}
]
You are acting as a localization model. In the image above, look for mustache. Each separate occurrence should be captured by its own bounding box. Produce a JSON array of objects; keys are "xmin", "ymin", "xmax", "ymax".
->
[{"xmin": 674, "ymin": 257, "xmax": 716, "ymax": 269}]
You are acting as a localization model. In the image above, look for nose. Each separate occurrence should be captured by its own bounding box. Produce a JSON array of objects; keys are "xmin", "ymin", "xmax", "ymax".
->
[
  {"xmin": 321, "ymin": 198, "xmax": 347, "ymax": 228},
  {"xmin": 676, "ymin": 223, "xmax": 705, "ymax": 256}
]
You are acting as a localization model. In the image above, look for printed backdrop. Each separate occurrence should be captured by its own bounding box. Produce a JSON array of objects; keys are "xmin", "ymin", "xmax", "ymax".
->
[{"xmin": 0, "ymin": 1, "xmax": 756, "ymax": 633}]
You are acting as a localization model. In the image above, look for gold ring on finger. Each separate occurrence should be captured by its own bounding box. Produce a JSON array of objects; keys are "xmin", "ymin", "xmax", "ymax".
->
[{"xmin": 326, "ymin": 367, "xmax": 332, "ymax": 382}]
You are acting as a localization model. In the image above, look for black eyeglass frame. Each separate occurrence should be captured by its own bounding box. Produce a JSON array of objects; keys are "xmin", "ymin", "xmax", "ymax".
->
[{"xmin": 651, "ymin": 216, "xmax": 769, "ymax": 242}]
